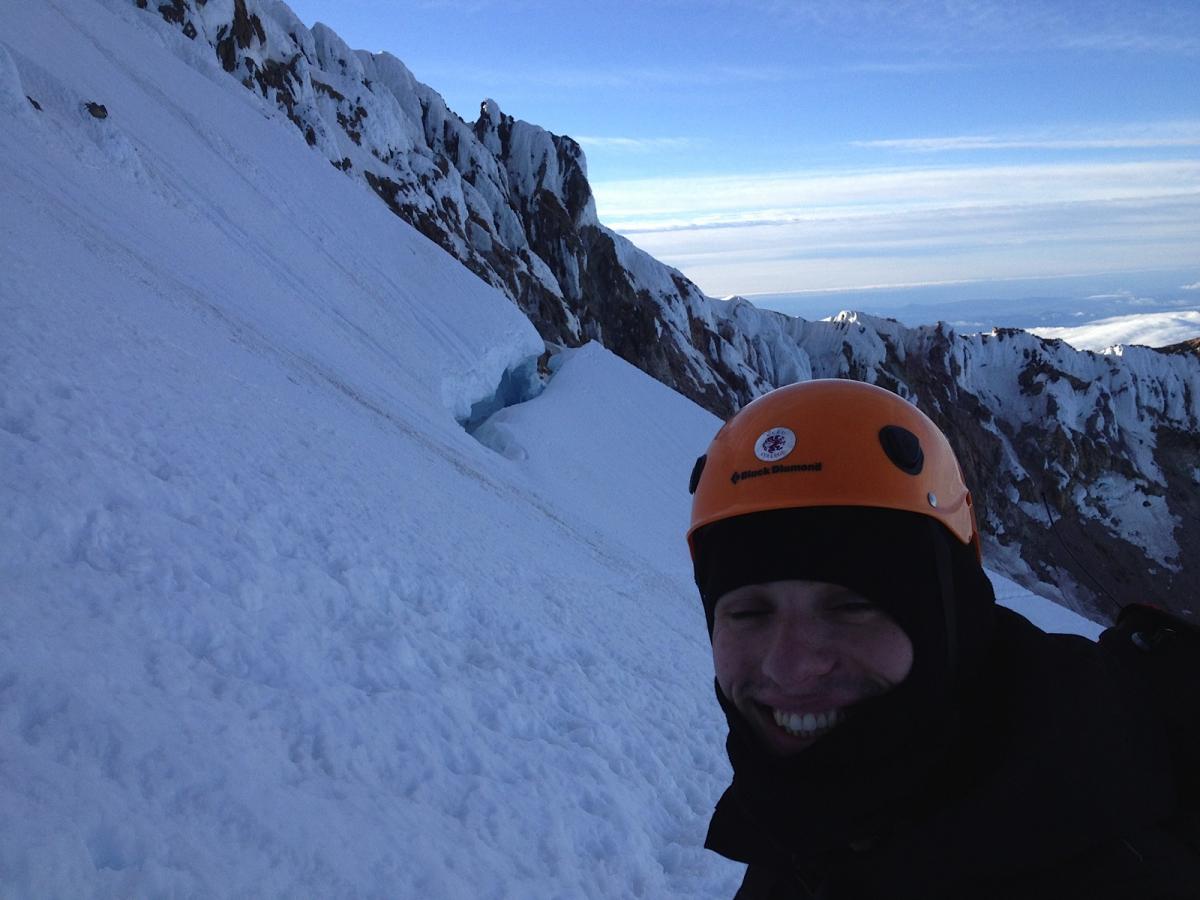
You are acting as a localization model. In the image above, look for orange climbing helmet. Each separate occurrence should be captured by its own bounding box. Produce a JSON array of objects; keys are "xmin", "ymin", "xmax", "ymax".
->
[{"xmin": 687, "ymin": 379, "xmax": 980, "ymax": 559}]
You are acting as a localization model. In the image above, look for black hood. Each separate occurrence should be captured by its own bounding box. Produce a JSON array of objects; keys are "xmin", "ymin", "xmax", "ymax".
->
[{"xmin": 693, "ymin": 507, "xmax": 998, "ymax": 862}]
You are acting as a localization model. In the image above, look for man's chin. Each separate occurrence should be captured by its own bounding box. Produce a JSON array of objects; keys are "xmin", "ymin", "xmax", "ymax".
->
[{"xmin": 756, "ymin": 725, "xmax": 821, "ymax": 756}]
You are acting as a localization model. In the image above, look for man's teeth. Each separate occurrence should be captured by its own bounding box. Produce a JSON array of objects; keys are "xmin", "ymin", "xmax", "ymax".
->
[{"xmin": 772, "ymin": 707, "xmax": 841, "ymax": 737}]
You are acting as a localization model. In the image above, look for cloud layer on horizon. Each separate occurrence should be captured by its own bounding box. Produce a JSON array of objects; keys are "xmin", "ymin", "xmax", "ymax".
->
[
  {"xmin": 852, "ymin": 121, "xmax": 1200, "ymax": 153},
  {"xmin": 593, "ymin": 159, "xmax": 1200, "ymax": 295}
]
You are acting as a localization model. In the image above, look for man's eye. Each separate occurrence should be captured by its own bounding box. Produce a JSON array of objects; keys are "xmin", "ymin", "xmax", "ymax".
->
[{"xmin": 727, "ymin": 608, "xmax": 768, "ymax": 621}]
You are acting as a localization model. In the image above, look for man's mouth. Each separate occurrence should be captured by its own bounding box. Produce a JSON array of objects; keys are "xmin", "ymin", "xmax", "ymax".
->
[{"xmin": 771, "ymin": 706, "xmax": 842, "ymax": 740}]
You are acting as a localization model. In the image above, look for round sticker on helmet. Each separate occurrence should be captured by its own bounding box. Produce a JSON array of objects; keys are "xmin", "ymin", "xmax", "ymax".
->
[{"xmin": 754, "ymin": 427, "xmax": 796, "ymax": 462}]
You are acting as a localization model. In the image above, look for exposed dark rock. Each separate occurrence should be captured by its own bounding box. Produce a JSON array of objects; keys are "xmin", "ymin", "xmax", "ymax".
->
[
  {"xmin": 26, "ymin": 96, "xmax": 42, "ymax": 111},
  {"xmin": 230, "ymin": 0, "xmax": 265, "ymax": 49},
  {"xmin": 85, "ymin": 102, "xmax": 108, "ymax": 119},
  {"xmin": 215, "ymin": 26, "xmax": 236, "ymax": 72},
  {"xmin": 363, "ymin": 170, "xmax": 401, "ymax": 210},
  {"xmin": 249, "ymin": 58, "xmax": 301, "ymax": 126},
  {"xmin": 364, "ymin": 171, "xmax": 454, "ymax": 254},
  {"xmin": 182, "ymin": 20, "xmax": 197, "ymax": 40},
  {"xmin": 1156, "ymin": 337, "xmax": 1200, "ymax": 357},
  {"xmin": 312, "ymin": 80, "xmax": 345, "ymax": 103},
  {"xmin": 336, "ymin": 107, "xmax": 364, "ymax": 145},
  {"xmin": 157, "ymin": 0, "xmax": 186, "ymax": 25}
]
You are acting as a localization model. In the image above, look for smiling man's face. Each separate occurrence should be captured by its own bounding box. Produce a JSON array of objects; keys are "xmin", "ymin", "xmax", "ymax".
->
[{"xmin": 711, "ymin": 579, "xmax": 914, "ymax": 756}]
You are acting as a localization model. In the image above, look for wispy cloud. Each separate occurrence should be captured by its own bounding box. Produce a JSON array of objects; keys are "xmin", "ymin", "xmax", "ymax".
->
[
  {"xmin": 1083, "ymin": 291, "xmax": 1160, "ymax": 306},
  {"xmin": 623, "ymin": 201, "xmax": 1200, "ymax": 296},
  {"xmin": 840, "ymin": 60, "xmax": 964, "ymax": 74},
  {"xmin": 1058, "ymin": 32, "xmax": 1200, "ymax": 54},
  {"xmin": 593, "ymin": 160, "xmax": 1200, "ymax": 226},
  {"xmin": 853, "ymin": 122, "xmax": 1200, "ymax": 153},
  {"xmin": 575, "ymin": 136, "xmax": 703, "ymax": 152},
  {"xmin": 1183, "ymin": 282, "xmax": 1200, "ymax": 291},
  {"xmin": 409, "ymin": 0, "xmax": 533, "ymax": 11},
  {"xmin": 592, "ymin": 159, "xmax": 1200, "ymax": 295},
  {"xmin": 712, "ymin": 0, "xmax": 1200, "ymax": 55}
]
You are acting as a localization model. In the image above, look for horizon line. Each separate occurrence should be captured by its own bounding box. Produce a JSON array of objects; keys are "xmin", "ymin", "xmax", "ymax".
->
[{"xmin": 734, "ymin": 265, "xmax": 1200, "ymax": 298}]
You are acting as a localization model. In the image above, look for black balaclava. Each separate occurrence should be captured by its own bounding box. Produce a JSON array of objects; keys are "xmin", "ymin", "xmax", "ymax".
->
[{"xmin": 693, "ymin": 506, "xmax": 996, "ymax": 864}]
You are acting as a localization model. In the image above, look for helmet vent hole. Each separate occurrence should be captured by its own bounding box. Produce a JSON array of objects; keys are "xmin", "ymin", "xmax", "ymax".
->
[{"xmin": 878, "ymin": 425, "xmax": 924, "ymax": 476}]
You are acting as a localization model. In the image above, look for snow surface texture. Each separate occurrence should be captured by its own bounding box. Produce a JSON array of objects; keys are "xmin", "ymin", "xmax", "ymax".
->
[
  {"xmin": 1, "ymin": 1, "xmax": 1106, "ymax": 896},
  {"xmin": 1030, "ymin": 310, "xmax": 1200, "ymax": 352}
]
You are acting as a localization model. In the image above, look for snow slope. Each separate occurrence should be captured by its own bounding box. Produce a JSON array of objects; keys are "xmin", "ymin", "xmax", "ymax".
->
[
  {"xmin": 0, "ymin": 3, "xmax": 737, "ymax": 894},
  {"xmin": 1, "ymin": 1, "xmax": 1100, "ymax": 896}
]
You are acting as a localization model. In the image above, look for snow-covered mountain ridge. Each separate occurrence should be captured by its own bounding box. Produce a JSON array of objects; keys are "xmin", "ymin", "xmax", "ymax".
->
[{"xmin": 115, "ymin": 0, "xmax": 1199, "ymax": 618}]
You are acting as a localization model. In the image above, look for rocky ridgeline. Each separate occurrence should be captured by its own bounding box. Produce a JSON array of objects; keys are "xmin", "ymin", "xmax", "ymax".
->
[
  {"xmin": 135, "ymin": 0, "xmax": 753, "ymax": 415},
  {"xmin": 134, "ymin": 0, "xmax": 1199, "ymax": 620}
]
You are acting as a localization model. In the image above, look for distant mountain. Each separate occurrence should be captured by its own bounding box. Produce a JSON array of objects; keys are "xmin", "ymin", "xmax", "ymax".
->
[
  {"xmin": 130, "ymin": 0, "xmax": 1200, "ymax": 621},
  {"xmin": 754, "ymin": 290, "xmax": 1200, "ymax": 333}
]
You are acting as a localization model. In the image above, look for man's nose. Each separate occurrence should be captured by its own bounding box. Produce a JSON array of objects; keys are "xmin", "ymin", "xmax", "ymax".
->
[{"xmin": 761, "ymin": 616, "xmax": 837, "ymax": 686}]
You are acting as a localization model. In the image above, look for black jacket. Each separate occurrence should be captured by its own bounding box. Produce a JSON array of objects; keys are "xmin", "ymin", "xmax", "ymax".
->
[{"xmin": 706, "ymin": 608, "xmax": 1200, "ymax": 899}]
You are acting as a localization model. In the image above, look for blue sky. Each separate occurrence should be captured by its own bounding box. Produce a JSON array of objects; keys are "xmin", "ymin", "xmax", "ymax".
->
[{"xmin": 284, "ymin": 0, "xmax": 1200, "ymax": 306}]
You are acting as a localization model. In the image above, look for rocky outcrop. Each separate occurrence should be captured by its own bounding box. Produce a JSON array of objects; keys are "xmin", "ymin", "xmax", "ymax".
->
[
  {"xmin": 1156, "ymin": 336, "xmax": 1200, "ymax": 358},
  {"xmin": 133, "ymin": 0, "xmax": 760, "ymax": 417},
  {"xmin": 133, "ymin": 0, "xmax": 1200, "ymax": 621}
]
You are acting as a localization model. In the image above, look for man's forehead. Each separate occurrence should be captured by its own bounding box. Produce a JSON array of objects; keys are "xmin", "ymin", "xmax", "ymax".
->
[{"xmin": 716, "ymin": 579, "xmax": 867, "ymax": 606}]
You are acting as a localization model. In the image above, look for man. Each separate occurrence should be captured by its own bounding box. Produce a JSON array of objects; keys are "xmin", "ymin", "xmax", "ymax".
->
[{"xmin": 686, "ymin": 379, "xmax": 1198, "ymax": 899}]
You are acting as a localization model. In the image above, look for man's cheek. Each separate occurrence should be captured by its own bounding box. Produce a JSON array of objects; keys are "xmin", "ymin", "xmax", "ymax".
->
[{"xmin": 711, "ymin": 633, "xmax": 745, "ymax": 697}]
